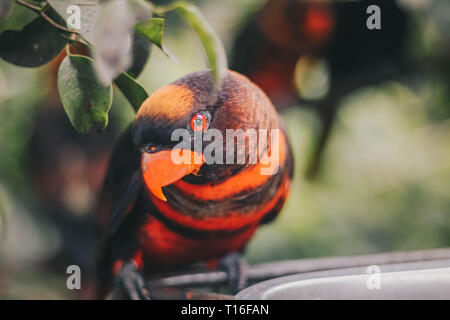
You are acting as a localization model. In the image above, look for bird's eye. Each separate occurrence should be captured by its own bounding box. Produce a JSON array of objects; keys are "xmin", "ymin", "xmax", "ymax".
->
[
  {"xmin": 145, "ymin": 145, "xmax": 157, "ymax": 153},
  {"xmin": 190, "ymin": 112, "xmax": 209, "ymax": 132}
]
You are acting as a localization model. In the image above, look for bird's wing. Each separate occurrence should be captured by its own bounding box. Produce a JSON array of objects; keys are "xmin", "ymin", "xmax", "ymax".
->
[
  {"xmin": 95, "ymin": 126, "xmax": 146, "ymax": 296},
  {"xmin": 96, "ymin": 125, "xmax": 142, "ymax": 241}
]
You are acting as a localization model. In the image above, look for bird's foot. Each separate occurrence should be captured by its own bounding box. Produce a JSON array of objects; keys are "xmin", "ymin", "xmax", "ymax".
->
[
  {"xmin": 114, "ymin": 261, "xmax": 151, "ymax": 300},
  {"xmin": 219, "ymin": 252, "xmax": 248, "ymax": 294}
]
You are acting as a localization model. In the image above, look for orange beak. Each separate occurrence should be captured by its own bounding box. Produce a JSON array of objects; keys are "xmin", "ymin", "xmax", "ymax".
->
[{"xmin": 141, "ymin": 149, "xmax": 204, "ymax": 201}]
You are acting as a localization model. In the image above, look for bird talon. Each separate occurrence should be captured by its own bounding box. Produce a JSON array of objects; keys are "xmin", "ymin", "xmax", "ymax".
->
[
  {"xmin": 114, "ymin": 262, "xmax": 151, "ymax": 300},
  {"xmin": 219, "ymin": 252, "xmax": 248, "ymax": 294}
]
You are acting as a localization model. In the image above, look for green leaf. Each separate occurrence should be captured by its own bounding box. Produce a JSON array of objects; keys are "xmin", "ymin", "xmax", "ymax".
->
[
  {"xmin": 114, "ymin": 72, "xmax": 149, "ymax": 112},
  {"xmin": 135, "ymin": 18, "xmax": 164, "ymax": 48},
  {"xmin": 58, "ymin": 55, "xmax": 113, "ymax": 133},
  {"xmin": 135, "ymin": 17, "xmax": 175, "ymax": 60},
  {"xmin": 0, "ymin": 16, "xmax": 68, "ymax": 67},
  {"xmin": 171, "ymin": 2, "xmax": 227, "ymax": 86},
  {"xmin": 48, "ymin": 0, "xmax": 152, "ymax": 81}
]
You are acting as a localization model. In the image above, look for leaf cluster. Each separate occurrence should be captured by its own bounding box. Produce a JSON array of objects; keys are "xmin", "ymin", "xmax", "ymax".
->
[{"xmin": 0, "ymin": 0, "xmax": 227, "ymax": 133}]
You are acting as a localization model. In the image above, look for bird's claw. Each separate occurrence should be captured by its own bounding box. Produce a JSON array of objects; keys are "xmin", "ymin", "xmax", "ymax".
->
[
  {"xmin": 219, "ymin": 252, "xmax": 248, "ymax": 294},
  {"xmin": 114, "ymin": 261, "xmax": 151, "ymax": 300}
]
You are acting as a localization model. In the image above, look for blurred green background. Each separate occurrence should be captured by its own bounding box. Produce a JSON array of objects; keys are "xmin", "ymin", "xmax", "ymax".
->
[{"xmin": 0, "ymin": 0, "xmax": 449, "ymax": 299}]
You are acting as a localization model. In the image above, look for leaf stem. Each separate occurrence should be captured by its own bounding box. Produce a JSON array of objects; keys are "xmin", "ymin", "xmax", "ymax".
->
[
  {"xmin": 41, "ymin": 7, "xmax": 76, "ymax": 34},
  {"xmin": 60, "ymin": 33, "xmax": 91, "ymax": 48}
]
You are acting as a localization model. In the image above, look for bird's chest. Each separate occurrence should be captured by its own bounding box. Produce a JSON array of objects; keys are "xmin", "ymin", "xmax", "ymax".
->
[
  {"xmin": 137, "ymin": 213, "xmax": 257, "ymax": 271},
  {"xmin": 132, "ymin": 164, "xmax": 288, "ymax": 271}
]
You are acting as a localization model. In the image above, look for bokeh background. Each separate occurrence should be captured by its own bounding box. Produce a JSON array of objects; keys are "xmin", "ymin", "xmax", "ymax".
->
[{"xmin": 0, "ymin": 0, "xmax": 449, "ymax": 299}]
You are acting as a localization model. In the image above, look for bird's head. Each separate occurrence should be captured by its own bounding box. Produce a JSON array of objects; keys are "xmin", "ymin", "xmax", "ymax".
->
[{"xmin": 131, "ymin": 70, "xmax": 280, "ymax": 201}]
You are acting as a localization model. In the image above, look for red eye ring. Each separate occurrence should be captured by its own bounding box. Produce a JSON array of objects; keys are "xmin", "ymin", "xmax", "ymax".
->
[{"xmin": 190, "ymin": 112, "xmax": 208, "ymax": 132}]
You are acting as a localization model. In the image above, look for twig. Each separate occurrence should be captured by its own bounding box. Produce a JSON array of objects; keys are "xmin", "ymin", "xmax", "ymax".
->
[
  {"xmin": 40, "ymin": 9, "xmax": 75, "ymax": 34},
  {"xmin": 15, "ymin": 0, "xmax": 80, "ymax": 35},
  {"xmin": 60, "ymin": 33, "xmax": 91, "ymax": 48}
]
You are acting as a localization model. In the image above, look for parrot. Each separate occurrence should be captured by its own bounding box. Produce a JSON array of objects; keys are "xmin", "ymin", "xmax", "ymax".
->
[{"xmin": 95, "ymin": 70, "xmax": 294, "ymax": 299}]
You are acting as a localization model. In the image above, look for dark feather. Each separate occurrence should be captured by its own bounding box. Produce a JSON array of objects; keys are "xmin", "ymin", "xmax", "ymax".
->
[{"xmin": 96, "ymin": 126, "xmax": 142, "ymax": 241}]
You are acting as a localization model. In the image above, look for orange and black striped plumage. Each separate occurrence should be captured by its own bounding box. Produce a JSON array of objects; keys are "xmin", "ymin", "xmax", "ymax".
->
[{"xmin": 96, "ymin": 70, "xmax": 293, "ymax": 296}]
